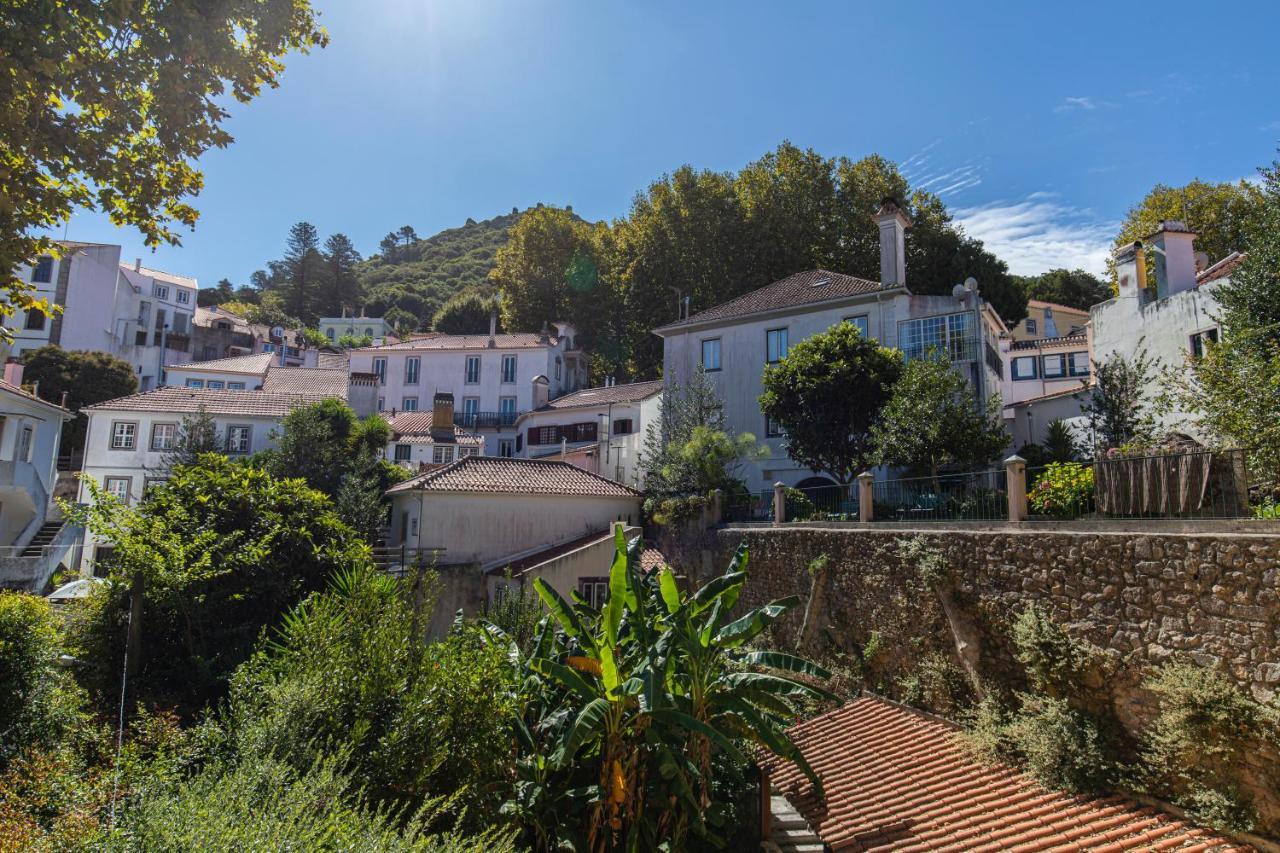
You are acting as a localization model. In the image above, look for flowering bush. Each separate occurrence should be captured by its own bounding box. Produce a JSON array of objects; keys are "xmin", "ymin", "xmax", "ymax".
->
[{"xmin": 1028, "ymin": 462, "xmax": 1094, "ymax": 517}]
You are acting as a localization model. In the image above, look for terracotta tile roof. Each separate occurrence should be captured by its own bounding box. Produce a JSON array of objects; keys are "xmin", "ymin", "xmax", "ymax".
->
[
  {"xmin": 539, "ymin": 380, "xmax": 664, "ymax": 411},
  {"xmin": 1010, "ymin": 334, "xmax": 1089, "ymax": 351},
  {"xmin": 760, "ymin": 696, "xmax": 1247, "ymax": 853},
  {"xmin": 1004, "ymin": 385, "xmax": 1089, "ymax": 410},
  {"xmin": 357, "ymin": 332, "xmax": 555, "ymax": 351},
  {"xmin": 386, "ymin": 455, "xmax": 643, "ymax": 497},
  {"xmin": 652, "ymin": 269, "xmax": 893, "ymax": 333},
  {"xmin": 1026, "ymin": 299, "xmax": 1091, "ymax": 316},
  {"xmin": 485, "ymin": 529, "xmax": 663, "ymax": 577},
  {"xmin": 168, "ymin": 352, "xmax": 273, "ymax": 373},
  {"xmin": 380, "ymin": 411, "xmax": 485, "ymax": 442},
  {"xmin": 1197, "ymin": 252, "xmax": 1245, "ymax": 285},
  {"xmin": 119, "ymin": 263, "xmax": 198, "ymax": 288},
  {"xmin": 260, "ymin": 366, "xmax": 349, "ymax": 397},
  {"xmin": 83, "ymin": 387, "xmax": 330, "ymax": 417},
  {"xmin": 0, "ymin": 380, "xmax": 71, "ymax": 414},
  {"xmin": 317, "ymin": 352, "xmax": 349, "ymax": 369}
]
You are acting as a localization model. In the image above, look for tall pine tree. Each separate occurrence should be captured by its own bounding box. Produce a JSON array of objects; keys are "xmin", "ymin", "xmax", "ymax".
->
[
  {"xmin": 322, "ymin": 233, "xmax": 363, "ymax": 317},
  {"xmin": 281, "ymin": 221, "xmax": 325, "ymax": 323}
]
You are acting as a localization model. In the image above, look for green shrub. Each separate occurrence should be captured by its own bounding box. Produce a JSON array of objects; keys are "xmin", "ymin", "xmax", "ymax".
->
[
  {"xmin": 898, "ymin": 652, "xmax": 972, "ymax": 716},
  {"xmin": 783, "ymin": 487, "xmax": 817, "ymax": 521},
  {"xmin": 1004, "ymin": 695, "xmax": 1116, "ymax": 792},
  {"xmin": 1253, "ymin": 497, "xmax": 1279, "ymax": 519},
  {"xmin": 895, "ymin": 535, "xmax": 949, "ymax": 587},
  {"xmin": 1027, "ymin": 461, "xmax": 1093, "ymax": 517},
  {"xmin": 1010, "ymin": 605, "xmax": 1082, "ymax": 697},
  {"xmin": 0, "ymin": 592, "xmax": 87, "ymax": 763}
]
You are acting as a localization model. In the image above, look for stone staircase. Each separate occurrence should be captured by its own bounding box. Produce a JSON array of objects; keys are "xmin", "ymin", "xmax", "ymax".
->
[
  {"xmin": 765, "ymin": 794, "xmax": 824, "ymax": 852},
  {"xmin": 20, "ymin": 521, "xmax": 64, "ymax": 557}
]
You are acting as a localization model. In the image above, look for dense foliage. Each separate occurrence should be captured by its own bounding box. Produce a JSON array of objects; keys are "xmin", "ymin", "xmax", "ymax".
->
[
  {"xmin": 1027, "ymin": 462, "xmax": 1094, "ymax": 518},
  {"xmin": 0, "ymin": 592, "xmax": 86, "ymax": 766},
  {"xmin": 0, "ymin": 0, "xmax": 325, "ymax": 342},
  {"xmin": 1014, "ymin": 268, "xmax": 1111, "ymax": 310},
  {"xmin": 871, "ymin": 355, "xmax": 1009, "ymax": 478},
  {"xmin": 1081, "ymin": 350, "xmax": 1157, "ymax": 452},
  {"xmin": 432, "ymin": 292, "xmax": 505, "ymax": 334},
  {"xmin": 67, "ymin": 457, "xmax": 370, "ymax": 712},
  {"xmin": 759, "ymin": 321, "xmax": 902, "ymax": 487},
  {"xmin": 487, "ymin": 534, "xmax": 832, "ymax": 850},
  {"xmin": 21, "ymin": 345, "xmax": 138, "ymax": 458}
]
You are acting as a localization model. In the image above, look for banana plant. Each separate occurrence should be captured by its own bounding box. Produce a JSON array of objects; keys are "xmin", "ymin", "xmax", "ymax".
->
[{"xmin": 482, "ymin": 530, "xmax": 832, "ymax": 852}]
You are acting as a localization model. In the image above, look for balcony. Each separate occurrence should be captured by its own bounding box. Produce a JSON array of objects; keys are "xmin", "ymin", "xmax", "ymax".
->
[{"xmin": 456, "ymin": 411, "xmax": 523, "ymax": 430}]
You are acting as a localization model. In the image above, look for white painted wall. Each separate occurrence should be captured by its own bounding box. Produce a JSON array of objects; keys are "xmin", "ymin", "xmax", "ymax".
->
[
  {"xmin": 516, "ymin": 392, "xmax": 660, "ymax": 487},
  {"xmin": 0, "ymin": 389, "xmax": 68, "ymax": 546},
  {"xmin": 659, "ymin": 289, "xmax": 1001, "ymax": 491},
  {"xmin": 388, "ymin": 490, "xmax": 642, "ymax": 568},
  {"xmin": 487, "ymin": 526, "xmax": 642, "ymax": 604}
]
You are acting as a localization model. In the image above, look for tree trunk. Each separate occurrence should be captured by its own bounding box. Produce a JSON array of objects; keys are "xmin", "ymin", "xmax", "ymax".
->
[{"xmin": 124, "ymin": 573, "xmax": 144, "ymax": 704}]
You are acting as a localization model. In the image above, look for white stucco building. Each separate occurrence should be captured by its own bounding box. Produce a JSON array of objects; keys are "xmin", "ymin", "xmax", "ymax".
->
[
  {"xmin": 319, "ymin": 315, "xmax": 390, "ymax": 345},
  {"xmin": 653, "ymin": 201, "xmax": 1008, "ymax": 492},
  {"xmin": 0, "ymin": 361, "xmax": 78, "ymax": 591},
  {"xmin": 383, "ymin": 394, "xmax": 485, "ymax": 468},
  {"xmin": 4, "ymin": 242, "xmax": 199, "ymax": 390},
  {"xmin": 514, "ymin": 379, "xmax": 663, "ymax": 487},
  {"xmin": 348, "ymin": 324, "xmax": 588, "ymax": 457}
]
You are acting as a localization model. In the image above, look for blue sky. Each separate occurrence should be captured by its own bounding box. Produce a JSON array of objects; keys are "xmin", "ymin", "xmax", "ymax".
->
[{"xmin": 62, "ymin": 0, "xmax": 1280, "ymax": 286}]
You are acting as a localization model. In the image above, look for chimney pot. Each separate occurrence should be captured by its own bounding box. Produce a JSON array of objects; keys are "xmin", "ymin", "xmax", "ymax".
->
[
  {"xmin": 1151, "ymin": 221, "xmax": 1199, "ymax": 297},
  {"xmin": 431, "ymin": 392, "xmax": 454, "ymax": 432},
  {"xmin": 134, "ymin": 257, "xmax": 141, "ymax": 271}
]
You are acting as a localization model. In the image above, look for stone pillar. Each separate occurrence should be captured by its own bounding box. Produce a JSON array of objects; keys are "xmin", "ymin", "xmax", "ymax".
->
[
  {"xmin": 857, "ymin": 472, "xmax": 875, "ymax": 522},
  {"xmin": 773, "ymin": 482, "xmax": 786, "ymax": 525},
  {"xmin": 1005, "ymin": 455, "xmax": 1027, "ymax": 522}
]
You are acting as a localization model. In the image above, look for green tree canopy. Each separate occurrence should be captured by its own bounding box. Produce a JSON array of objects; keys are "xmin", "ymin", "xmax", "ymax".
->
[
  {"xmin": 1015, "ymin": 269, "xmax": 1112, "ymax": 311},
  {"xmin": 1081, "ymin": 350, "xmax": 1157, "ymax": 452},
  {"xmin": 872, "ymin": 356, "xmax": 1009, "ymax": 478},
  {"xmin": 759, "ymin": 321, "xmax": 902, "ymax": 485},
  {"xmin": 67, "ymin": 456, "xmax": 369, "ymax": 712},
  {"xmin": 21, "ymin": 345, "xmax": 138, "ymax": 457},
  {"xmin": 0, "ymin": 0, "xmax": 325, "ymax": 342},
  {"xmin": 1110, "ymin": 178, "xmax": 1266, "ymax": 285},
  {"xmin": 432, "ymin": 292, "xmax": 504, "ymax": 335}
]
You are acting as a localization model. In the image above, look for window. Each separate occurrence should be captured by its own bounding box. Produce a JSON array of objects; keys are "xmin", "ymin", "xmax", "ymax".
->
[
  {"xmin": 501, "ymin": 354, "xmax": 517, "ymax": 383},
  {"xmin": 262, "ymin": 342, "xmax": 275, "ymax": 353},
  {"xmin": 226, "ymin": 425, "xmax": 252, "ymax": 454},
  {"xmin": 1041, "ymin": 354, "xmax": 1066, "ymax": 379},
  {"xmin": 701, "ymin": 338, "xmax": 721, "ymax": 371},
  {"xmin": 461, "ymin": 397, "xmax": 479, "ymax": 426},
  {"xmin": 31, "ymin": 256, "xmax": 53, "ymax": 283},
  {"xmin": 531, "ymin": 425, "xmax": 560, "ymax": 445},
  {"xmin": 765, "ymin": 415, "xmax": 783, "ymax": 438},
  {"xmin": 405, "ymin": 357, "xmax": 420, "ymax": 384},
  {"xmin": 1011, "ymin": 356, "xmax": 1037, "ymax": 381},
  {"xmin": 185, "ymin": 378, "xmax": 205, "ymax": 388},
  {"xmin": 176, "ymin": 289, "xmax": 190, "ymax": 304},
  {"xmin": 110, "ymin": 421, "xmax": 137, "ymax": 450},
  {"xmin": 19, "ymin": 427, "xmax": 33, "ymax": 462},
  {"xmin": 365, "ymin": 327, "xmax": 374, "ymax": 338},
  {"xmin": 465, "ymin": 356, "xmax": 481, "ymax": 384},
  {"xmin": 24, "ymin": 308, "xmax": 45, "ymax": 330},
  {"xmin": 104, "ymin": 477, "xmax": 131, "ymax": 503},
  {"xmin": 150, "ymin": 423, "xmax": 177, "ymax": 451},
  {"xmin": 555, "ymin": 357, "xmax": 562, "ymax": 381},
  {"xmin": 1190, "ymin": 328, "xmax": 1219, "ymax": 358},
  {"xmin": 499, "ymin": 397, "xmax": 517, "ymax": 425},
  {"xmin": 393, "ymin": 444, "xmax": 412, "ymax": 462},
  {"xmin": 612, "ymin": 418, "xmax": 634, "ymax": 435},
  {"xmin": 372, "ymin": 357, "xmax": 386, "ymax": 384},
  {"xmin": 153, "ymin": 283, "xmax": 169, "ymax": 300},
  {"xmin": 206, "ymin": 380, "xmax": 225, "ymax": 390},
  {"xmin": 843, "ymin": 315, "xmax": 870, "ymax": 338},
  {"xmin": 498, "ymin": 439, "xmax": 515, "ymax": 458},
  {"xmin": 578, "ymin": 577, "xmax": 609, "ymax": 609},
  {"xmin": 227, "ymin": 381, "xmax": 246, "ymax": 390},
  {"xmin": 377, "ymin": 397, "xmax": 385, "ymax": 412},
  {"xmin": 432, "ymin": 445, "xmax": 454, "ymax": 465},
  {"xmin": 898, "ymin": 312, "xmax": 974, "ymax": 361},
  {"xmin": 460, "ymin": 445, "xmax": 478, "ymax": 457},
  {"xmin": 1025, "ymin": 318, "xmax": 1038, "ymax": 336},
  {"xmin": 1067, "ymin": 352, "xmax": 1090, "ymax": 377},
  {"xmin": 326, "ymin": 328, "xmax": 335, "ymax": 340},
  {"xmin": 766, "ymin": 328, "xmax": 789, "ymax": 363},
  {"xmin": 402, "ymin": 397, "xmax": 418, "ymax": 411}
]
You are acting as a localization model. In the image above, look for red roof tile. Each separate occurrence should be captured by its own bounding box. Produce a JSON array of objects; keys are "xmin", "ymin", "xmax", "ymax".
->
[
  {"xmin": 760, "ymin": 696, "xmax": 1248, "ymax": 853},
  {"xmin": 540, "ymin": 380, "xmax": 664, "ymax": 410},
  {"xmin": 260, "ymin": 366, "xmax": 349, "ymax": 397},
  {"xmin": 653, "ymin": 269, "xmax": 893, "ymax": 333},
  {"xmin": 386, "ymin": 455, "xmax": 642, "ymax": 498},
  {"xmin": 380, "ymin": 410, "xmax": 484, "ymax": 442},
  {"xmin": 1197, "ymin": 252, "xmax": 1245, "ymax": 286},
  {"xmin": 357, "ymin": 332, "xmax": 555, "ymax": 351},
  {"xmin": 83, "ymin": 387, "xmax": 330, "ymax": 417}
]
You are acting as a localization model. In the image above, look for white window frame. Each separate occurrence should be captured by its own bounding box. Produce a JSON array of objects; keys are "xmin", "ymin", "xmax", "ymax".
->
[
  {"xmin": 1011, "ymin": 356, "xmax": 1037, "ymax": 381},
  {"xmin": 498, "ymin": 438, "xmax": 514, "ymax": 458},
  {"xmin": 110, "ymin": 421, "xmax": 138, "ymax": 450},
  {"xmin": 405, "ymin": 357, "xmax": 420, "ymax": 385},
  {"xmin": 153, "ymin": 283, "xmax": 169, "ymax": 300},
  {"xmin": 501, "ymin": 354, "xmax": 517, "ymax": 384},
  {"xmin": 372, "ymin": 357, "xmax": 386, "ymax": 384},
  {"xmin": 402, "ymin": 397, "xmax": 418, "ymax": 411},
  {"xmin": 842, "ymin": 315, "xmax": 870, "ymax": 339},
  {"xmin": 176, "ymin": 289, "xmax": 191, "ymax": 304},
  {"xmin": 1067, "ymin": 351, "xmax": 1090, "ymax": 377},
  {"xmin": 701, "ymin": 338, "xmax": 721, "ymax": 371},
  {"xmin": 765, "ymin": 328, "xmax": 789, "ymax": 364},
  {"xmin": 227, "ymin": 381, "xmax": 246, "ymax": 390},
  {"xmin": 150, "ymin": 422, "xmax": 177, "ymax": 451},
  {"xmin": 432, "ymin": 445, "xmax": 454, "ymax": 465},
  {"xmin": 464, "ymin": 356, "xmax": 481, "ymax": 384},
  {"xmin": 185, "ymin": 378, "xmax": 204, "ymax": 388},
  {"xmin": 206, "ymin": 380, "xmax": 225, "ymax": 390},
  {"xmin": 1041, "ymin": 353, "xmax": 1067, "ymax": 379},
  {"xmin": 104, "ymin": 476, "xmax": 132, "ymax": 503},
  {"xmin": 226, "ymin": 424, "xmax": 252, "ymax": 454},
  {"xmin": 393, "ymin": 443, "xmax": 412, "ymax": 462}
]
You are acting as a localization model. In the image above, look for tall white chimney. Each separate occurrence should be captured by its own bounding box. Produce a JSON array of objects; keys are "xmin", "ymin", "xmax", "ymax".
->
[
  {"xmin": 1150, "ymin": 220, "xmax": 1198, "ymax": 297},
  {"xmin": 3, "ymin": 358, "xmax": 24, "ymax": 387},
  {"xmin": 874, "ymin": 198, "xmax": 912, "ymax": 287}
]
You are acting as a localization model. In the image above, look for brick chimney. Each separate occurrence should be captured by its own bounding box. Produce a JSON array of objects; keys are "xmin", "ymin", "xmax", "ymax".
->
[
  {"xmin": 3, "ymin": 358, "xmax": 23, "ymax": 387},
  {"xmin": 1150, "ymin": 220, "xmax": 1198, "ymax": 297},
  {"xmin": 432, "ymin": 392, "xmax": 454, "ymax": 432},
  {"xmin": 874, "ymin": 198, "xmax": 912, "ymax": 287}
]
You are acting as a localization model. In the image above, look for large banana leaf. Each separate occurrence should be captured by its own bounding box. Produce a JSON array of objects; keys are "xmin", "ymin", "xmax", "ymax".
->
[
  {"xmin": 712, "ymin": 596, "xmax": 801, "ymax": 647},
  {"xmin": 736, "ymin": 650, "xmax": 833, "ymax": 680}
]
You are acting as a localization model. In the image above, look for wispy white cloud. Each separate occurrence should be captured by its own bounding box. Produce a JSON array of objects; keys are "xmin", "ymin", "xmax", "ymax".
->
[
  {"xmin": 953, "ymin": 194, "xmax": 1118, "ymax": 276},
  {"xmin": 912, "ymin": 162, "xmax": 984, "ymax": 198},
  {"xmin": 1054, "ymin": 96, "xmax": 1098, "ymax": 113}
]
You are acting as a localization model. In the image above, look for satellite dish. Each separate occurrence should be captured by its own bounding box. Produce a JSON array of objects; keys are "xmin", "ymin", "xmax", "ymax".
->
[
  {"xmin": 964, "ymin": 277, "xmax": 978, "ymax": 291},
  {"xmin": 270, "ymin": 325, "xmax": 285, "ymax": 340}
]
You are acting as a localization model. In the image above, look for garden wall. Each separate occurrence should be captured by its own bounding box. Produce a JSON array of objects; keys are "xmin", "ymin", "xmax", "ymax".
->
[{"xmin": 705, "ymin": 523, "xmax": 1280, "ymax": 833}]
